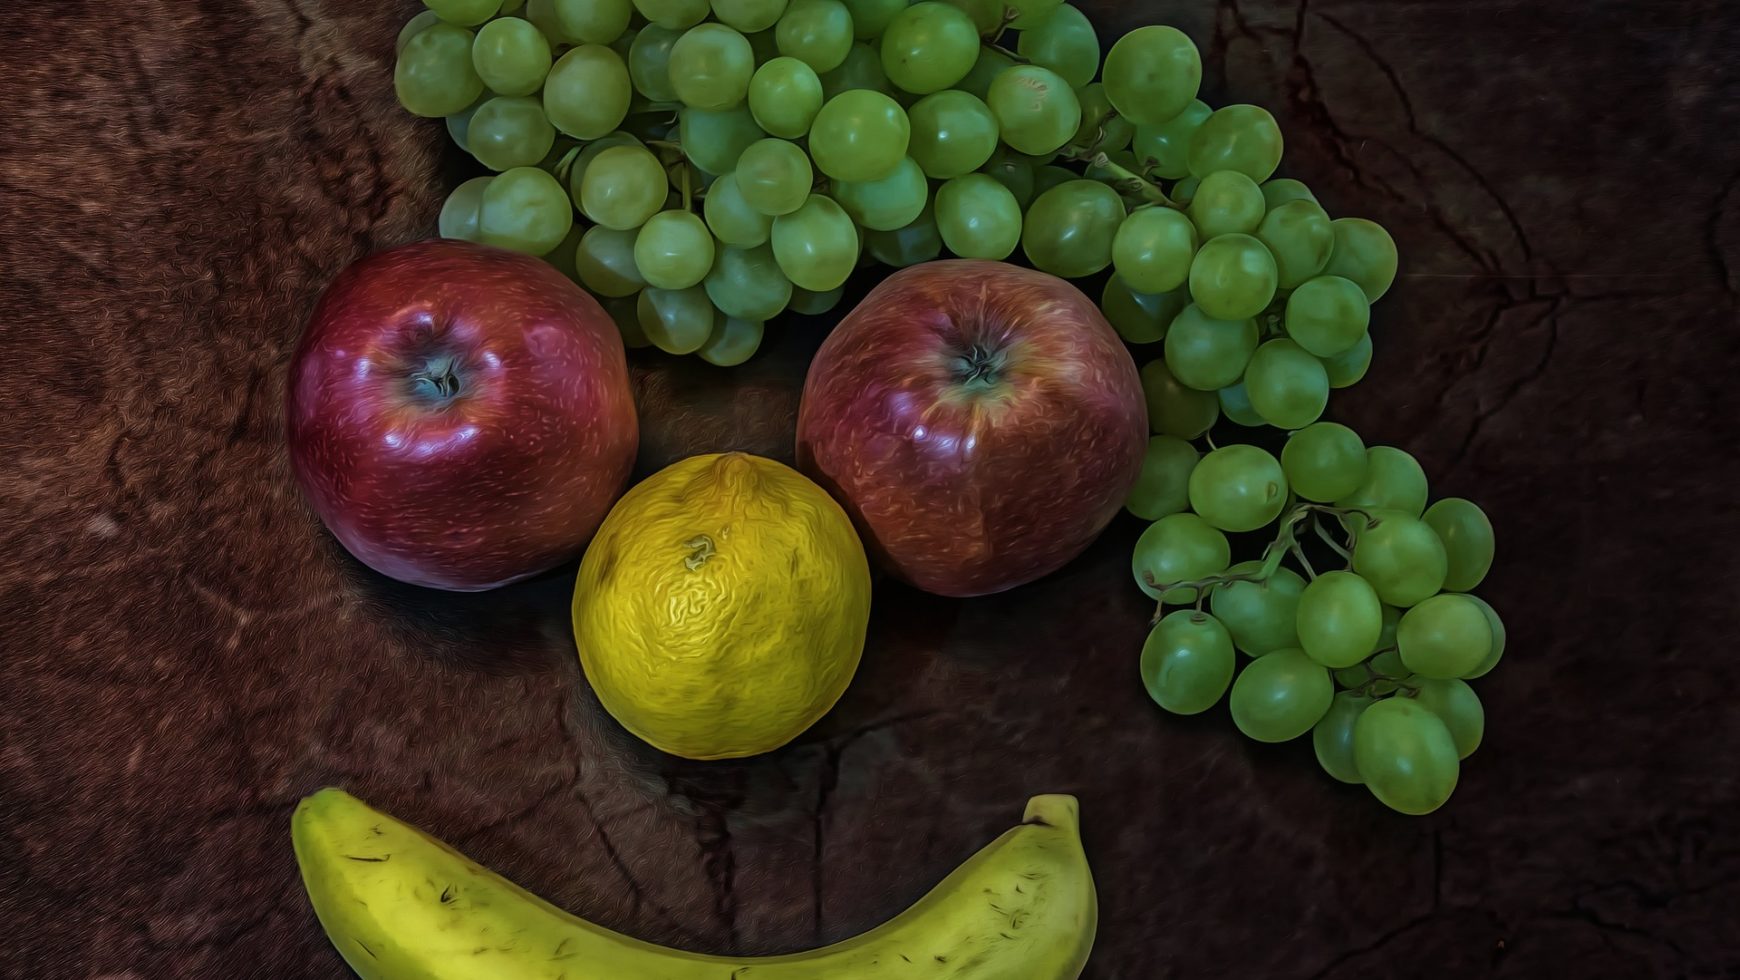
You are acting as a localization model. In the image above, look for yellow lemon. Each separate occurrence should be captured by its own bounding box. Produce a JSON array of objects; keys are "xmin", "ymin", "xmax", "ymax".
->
[{"xmin": 572, "ymin": 452, "xmax": 872, "ymax": 760}]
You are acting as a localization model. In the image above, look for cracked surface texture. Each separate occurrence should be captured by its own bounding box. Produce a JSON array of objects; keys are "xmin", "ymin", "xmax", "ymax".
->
[{"xmin": 2, "ymin": 1, "xmax": 1737, "ymax": 977}]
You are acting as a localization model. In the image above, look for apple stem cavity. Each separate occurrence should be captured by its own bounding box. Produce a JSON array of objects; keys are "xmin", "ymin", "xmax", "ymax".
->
[
  {"xmin": 410, "ymin": 355, "xmax": 464, "ymax": 404},
  {"xmin": 954, "ymin": 343, "xmax": 1008, "ymax": 390}
]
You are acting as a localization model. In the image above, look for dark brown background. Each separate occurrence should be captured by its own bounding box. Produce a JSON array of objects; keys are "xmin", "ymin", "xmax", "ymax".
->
[{"xmin": 4, "ymin": 1, "xmax": 1737, "ymax": 977}]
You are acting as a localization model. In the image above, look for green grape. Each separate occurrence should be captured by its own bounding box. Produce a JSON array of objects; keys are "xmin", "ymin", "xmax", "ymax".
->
[
  {"xmin": 703, "ymin": 173, "xmax": 775, "ymax": 246},
  {"xmin": 478, "ymin": 166, "xmax": 573, "ymax": 255},
  {"xmin": 1170, "ymin": 175, "xmax": 1201, "ymax": 207},
  {"xmin": 669, "ymin": 23, "xmax": 756, "ymax": 110},
  {"xmin": 809, "ymin": 90, "xmax": 911, "ymax": 181},
  {"xmin": 1229, "ymin": 649, "xmax": 1334, "ymax": 743},
  {"xmin": 1281, "ymin": 421, "xmax": 1368, "ymax": 502},
  {"xmin": 444, "ymin": 96, "xmax": 485, "ymax": 152},
  {"xmin": 1424, "ymin": 498, "xmax": 1495, "ymax": 592},
  {"xmin": 772, "ymin": 194, "xmax": 860, "ymax": 289},
  {"xmin": 704, "ymin": 243, "xmax": 793, "ymax": 320},
  {"xmin": 1131, "ymin": 513, "xmax": 1230, "ymax": 602},
  {"xmin": 957, "ymin": 47, "xmax": 1012, "ymax": 102},
  {"xmin": 1217, "ymin": 382, "xmax": 1265, "ymax": 428},
  {"xmin": 472, "ymin": 18, "xmax": 554, "ymax": 97},
  {"xmin": 578, "ymin": 144, "xmax": 665, "ymax": 229},
  {"xmin": 1141, "ymin": 611, "xmax": 1237, "ymax": 715},
  {"xmin": 1004, "ymin": 0, "xmax": 1061, "ymax": 29},
  {"xmin": 699, "ymin": 316, "xmax": 765, "ymax": 366},
  {"xmin": 396, "ymin": 23, "xmax": 484, "ymax": 118},
  {"xmin": 633, "ymin": 0, "xmax": 710, "ymax": 29},
  {"xmin": 1256, "ymin": 199, "xmax": 1335, "ymax": 289},
  {"xmin": 1186, "ymin": 171, "xmax": 1264, "ymax": 239},
  {"xmin": 749, "ymin": 57, "xmax": 825, "ymax": 138},
  {"xmin": 1187, "ymin": 104, "xmax": 1283, "ymax": 182},
  {"xmin": 1021, "ymin": 179, "xmax": 1123, "ymax": 278},
  {"xmin": 665, "ymin": 157, "xmax": 709, "ymax": 198},
  {"xmin": 1322, "ymin": 218, "xmax": 1399, "ymax": 301},
  {"xmin": 426, "ymin": 0, "xmax": 502, "ymax": 26},
  {"xmin": 1073, "ymin": 83, "xmax": 1134, "ymax": 153},
  {"xmin": 554, "ymin": 0, "xmax": 632, "ymax": 43},
  {"xmin": 1378, "ymin": 603, "xmax": 1402, "ymax": 651},
  {"xmin": 711, "ymin": 0, "xmax": 788, "ymax": 32},
  {"xmin": 820, "ymin": 42, "xmax": 897, "ymax": 99},
  {"xmin": 880, "ymin": 2, "xmax": 981, "ymax": 94},
  {"xmin": 908, "ymin": 91, "xmax": 1000, "ymax": 179},
  {"xmin": 1284, "ymin": 275, "xmax": 1370, "ymax": 358},
  {"xmin": 934, "ymin": 173, "xmax": 1020, "ymax": 259},
  {"xmin": 1188, "ymin": 233, "xmax": 1276, "ymax": 320},
  {"xmin": 1015, "ymin": 4, "xmax": 1098, "ymax": 89},
  {"xmin": 844, "ymin": 0, "xmax": 909, "ymax": 38},
  {"xmin": 633, "ymin": 210, "xmax": 716, "ymax": 288},
  {"xmin": 1188, "ymin": 444, "xmax": 1286, "ymax": 533},
  {"xmin": 942, "ymin": 0, "xmax": 1003, "ymax": 34},
  {"xmin": 1261, "ymin": 178, "xmax": 1317, "ymax": 209},
  {"xmin": 1032, "ymin": 164, "xmax": 1075, "ymax": 196},
  {"xmin": 736, "ymin": 138, "xmax": 815, "ymax": 216},
  {"xmin": 1351, "ymin": 511, "xmax": 1449, "ymax": 607},
  {"xmin": 986, "ymin": 65, "xmax": 1081, "ymax": 156},
  {"xmin": 1413, "ymin": 678, "xmax": 1484, "ymax": 759},
  {"xmin": 981, "ymin": 145, "xmax": 1036, "ymax": 208},
  {"xmin": 1130, "ymin": 99, "xmax": 1209, "ymax": 180},
  {"xmin": 789, "ymin": 285, "xmax": 844, "ymax": 314},
  {"xmin": 438, "ymin": 176, "xmax": 494, "ymax": 241},
  {"xmin": 544, "ymin": 45, "xmax": 632, "ymax": 139},
  {"xmin": 565, "ymin": 131, "xmax": 643, "ymax": 202},
  {"xmin": 1244, "ymin": 338, "xmax": 1328, "ymax": 429},
  {"xmin": 1313, "ymin": 691, "xmax": 1374, "ymax": 783},
  {"xmin": 835, "ymin": 156, "xmax": 930, "ymax": 231},
  {"xmin": 1322, "ymin": 332, "xmax": 1372, "ymax": 388},
  {"xmin": 1336, "ymin": 446, "xmax": 1428, "ymax": 517},
  {"xmin": 1112, "ymin": 208, "xmax": 1197, "ymax": 295},
  {"xmin": 1100, "ymin": 276, "xmax": 1186, "ymax": 345},
  {"xmin": 543, "ymin": 222, "xmax": 586, "ymax": 284},
  {"xmin": 1354, "ymin": 698, "xmax": 1459, "ymax": 814},
  {"xmin": 1209, "ymin": 562, "xmax": 1305, "ymax": 656},
  {"xmin": 865, "ymin": 201, "xmax": 943, "ymax": 266},
  {"xmin": 604, "ymin": 294, "xmax": 651, "ymax": 348},
  {"xmin": 1459, "ymin": 596, "xmax": 1505, "ymax": 679},
  {"xmin": 575, "ymin": 225, "xmax": 647, "ymax": 296},
  {"xmin": 524, "ymin": 0, "xmax": 574, "ymax": 43},
  {"xmin": 679, "ymin": 105, "xmax": 764, "ymax": 175},
  {"xmin": 1296, "ymin": 570, "xmax": 1383, "ymax": 669},
  {"xmin": 467, "ymin": 97, "xmax": 557, "ymax": 172},
  {"xmin": 628, "ymin": 26, "xmax": 682, "ymax": 101},
  {"xmin": 777, "ymin": 0, "xmax": 854, "ymax": 72},
  {"xmin": 1139, "ymin": 359, "xmax": 1219, "ymax": 439},
  {"xmin": 637, "ymin": 286, "xmax": 718, "ymax": 354},
  {"xmin": 1101, "ymin": 26, "xmax": 1201, "ymax": 127},
  {"xmin": 1125, "ymin": 435, "xmax": 1198, "ymax": 520},
  {"xmin": 397, "ymin": 10, "xmax": 442, "ymax": 54},
  {"xmin": 1397, "ymin": 594, "xmax": 1491, "ymax": 679},
  {"xmin": 1163, "ymin": 304, "xmax": 1257, "ymax": 391}
]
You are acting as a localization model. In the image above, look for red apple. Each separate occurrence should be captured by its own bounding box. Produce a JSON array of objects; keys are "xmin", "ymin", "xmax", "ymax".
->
[
  {"xmin": 796, "ymin": 260, "xmax": 1148, "ymax": 597},
  {"xmin": 287, "ymin": 239, "xmax": 638, "ymax": 591}
]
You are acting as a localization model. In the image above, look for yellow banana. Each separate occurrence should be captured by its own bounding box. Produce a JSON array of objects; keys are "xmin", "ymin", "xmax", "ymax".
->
[{"xmin": 292, "ymin": 788, "xmax": 1096, "ymax": 979}]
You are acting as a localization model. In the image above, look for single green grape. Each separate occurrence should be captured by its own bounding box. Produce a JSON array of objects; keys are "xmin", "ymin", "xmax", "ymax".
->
[
  {"xmin": 771, "ymin": 193, "xmax": 860, "ymax": 290},
  {"xmin": 678, "ymin": 105, "xmax": 765, "ymax": 175},
  {"xmin": 1112, "ymin": 208, "xmax": 1197, "ymax": 295},
  {"xmin": 1354, "ymin": 697, "xmax": 1459, "ymax": 814},
  {"xmin": 1281, "ymin": 421, "xmax": 1368, "ymax": 502},
  {"xmin": 637, "ymin": 285, "xmax": 718, "ymax": 354},
  {"xmin": 1336, "ymin": 446, "xmax": 1428, "ymax": 517},
  {"xmin": 844, "ymin": 0, "xmax": 909, "ymax": 38},
  {"xmin": 396, "ymin": 23, "xmax": 484, "ymax": 118},
  {"xmin": 941, "ymin": 0, "xmax": 1004, "ymax": 34},
  {"xmin": 880, "ymin": 2, "xmax": 980, "ymax": 94},
  {"xmin": 703, "ymin": 243, "xmax": 792, "ymax": 321},
  {"xmin": 1004, "ymin": 0, "xmax": 1062, "ymax": 29},
  {"xmin": 1313, "ymin": 691, "xmax": 1374, "ymax": 783},
  {"xmin": 934, "ymin": 173, "xmax": 1021, "ymax": 259},
  {"xmin": 579, "ymin": 144, "xmax": 667, "ymax": 229},
  {"xmin": 1139, "ymin": 358, "xmax": 1219, "ymax": 439},
  {"xmin": 957, "ymin": 46, "xmax": 1013, "ymax": 102},
  {"xmin": 698, "ymin": 316, "xmax": 766, "ymax": 366},
  {"xmin": 986, "ymin": 65, "xmax": 1081, "ymax": 156},
  {"xmin": 777, "ymin": 0, "xmax": 854, "ymax": 72},
  {"xmin": 397, "ymin": 10, "xmax": 442, "ymax": 54},
  {"xmin": 749, "ymin": 57, "xmax": 824, "ymax": 138},
  {"xmin": 628, "ymin": 25, "xmax": 683, "ymax": 101},
  {"xmin": 1187, "ymin": 104, "xmax": 1283, "ymax": 182},
  {"xmin": 633, "ymin": 0, "xmax": 710, "ymax": 29},
  {"xmin": 1244, "ymin": 338, "xmax": 1329, "ymax": 430},
  {"xmin": 1188, "ymin": 233, "xmax": 1277, "ymax": 320},
  {"xmin": 444, "ymin": 95, "xmax": 486, "ymax": 153},
  {"xmin": 907, "ymin": 91, "xmax": 1000, "ymax": 179},
  {"xmin": 1131, "ymin": 512, "xmax": 1231, "ymax": 602},
  {"xmin": 554, "ymin": 0, "xmax": 632, "ymax": 42},
  {"xmin": 1296, "ymin": 570, "xmax": 1383, "ymax": 669},
  {"xmin": 1021, "ymin": 179, "xmax": 1124, "ymax": 278},
  {"xmin": 1285, "ymin": 275, "xmax": 1370, "ymax": 357},
  {"xmin": 524, "ymin": 0, "xmax": 572, "ymax": 43},
  {"xmin": 789, "ymin": 285, "xmax": 844, "ymax": 314},
  {"xmin": 704, "ymin": 173, "xmax": 775, "ymax": 246},
  {"xmin": 1130, "ymin": 99, "xmax": 1209, "ymax": 180},
  {"xmin": 1141, "ymin": 611, "xmax": 1238, "ymax": 715},
  {"xmin": 574, "ymin": 225, "xmax": 647, "ymax": 296},
  {"xmin": 1256, "ymin": 199, "xmax": 1335, "ymax": 289},
  {"xmin": 865, "ymin": 201, "xmax": 943, "ymax": 266},
  {"xmin": 809, "ymin": 89, "xmax": 911, "ymax": 181},
  {"xmin": 544, "ymin": 45, "xmax": 632, "ymax": 139},
  {"xmin": 669, "ymin": 23, "xmax": 756, "ymax": 110},
  {"xmin": 1073, "ymin": 83, "xmax": 1134, "ymax": 152},
  {"xmin": 1322, "ymin": 218, "xmax": 1398, "ymax": 301},
  {"xmin": 1459, "ymin": 595, "xmax": 1505, "ymax": 679},
  {"xmin": 467, "ymin": 96, "xmax": 557, "ymax": 172},
  {"xmin": 1015, "ymin": 4, "xmax": 1098, "ymax": 89},
  {"xmin": 1032, "ymin": 164, "xmax": 1076, "ymax": 197},
  {"xmin": 735, "ymin": 138, "xmax": 815, "ymax": 216},
  {"xmin": 1378, "ymin": 603, "xmax": 1402, "ymax": 651},
  {"xmin": 1100, "ymin": 276, "xmax": 1186, "ymax": 345},
  {"xmin": 1162, "ymin": 304, "xmax": 1257, "ymax": 391},
  {"xmin": 566, "ymin": 131, "xmax": 644, "ymax": 203},
  {"xmin": 1322, "ymin": 332, "xmax": 1373, "ymax": 388},
  {"xmin": 1351, "ymin": 510, "xmax": 1449, "ymax": 607},
  {"xmin": 1209, "ymin": 562, "xmax": 1305, "ymax": 656},
  {"xmin": 980, "ymin": 145, "xmax": 1036, "ymax": 208},
  {"xmin": 438, "ymin": 175, "xmax": 494, "ymax": 241},
  {"xmin": 710, "ymin": 0, "xmax": 789, "ymax": 32},
  {"xmin": 604, "ymin": 294, "xmax": 651, "ymax": 348},
  {"xmin": 1397, "ymin": 594, "xmax": 1492, "ymax": 679},
  {"xmin": 478, "ymin": 166, "xmax": 573, "ymax": 255},
  {"xmin": 1215, "ymin": 383, "xmax": 1263, "ymax": 428},
  {"xmin": 1187, "ymin": 444, "xmax": 1286, "ymax": 533},
  {"xmin": 1170, "ymin": 175, "xmax": 1201, "ymax": 207},
  {"xmin": 1413, "ymin": 678, "xmax": 1484, "ymax": 759},
  {"xmin": 1424, "ymin": 498, "xmax": 1495, "ymax": 592},
  {"xmin": 834, "ymin": 156, "xmax": 930, "ymax": 231},
  {"xmin": 472, "ymin": 18, "xmax": 554, "ymax": 97},
  {"xmin": 820, "ymin": 42, "xmax": 897, "ymax": 99},
  {"xmin": 426, "ymin": 0, "xmax": 502, "ymax": 26},
  {"xmin": 633, "ymin": 210, "xmax": 716, "ymax": 289},
  {"xmin": 1187, "ymin": 170, "xmax": 1265, "ymax": 239},
  {"xmin": 1125, "ymin": 435, "xmax": 1198, "ymax": 520},
  {"xmin": 1229, "ymin": 649, "xmax": 1334, "ymax": 743},
  {"xmin": 1261, "ymin": 178, "xmax": 1317, "ymax": 209},
  {"xmin": 1101, "ymin": 26, "xmax": 1201, "ymax": 127}
]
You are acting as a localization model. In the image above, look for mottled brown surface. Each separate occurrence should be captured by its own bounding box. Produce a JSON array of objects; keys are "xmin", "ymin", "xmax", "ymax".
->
[{"xmin": 3, "ymin": 2, "xmax": 1737, "ymax": 978}]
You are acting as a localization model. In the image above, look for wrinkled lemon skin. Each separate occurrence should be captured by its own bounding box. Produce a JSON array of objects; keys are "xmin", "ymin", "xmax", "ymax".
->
[{"xmin": 572, "ymin": 452, "xmax": 873, "ymax": 760}]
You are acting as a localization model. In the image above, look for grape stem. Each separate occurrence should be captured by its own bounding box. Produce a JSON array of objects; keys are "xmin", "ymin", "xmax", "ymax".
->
[
  {"xmin": 681, "ymin": 163, "xmax": 692, "ymax": 212},
  {"xmin": 991, "ymin": 5, "xmax": 1023, "ymax": 43},
  {"xmin": 1312, "ymin": 516, "xmax": 1353, "ymax": 561},
  {"xmin": 985, "ymin": 42, "xmax": 1028, "ymax": 63},
  {"xmin": 1061, "ymin": 146, "xmax": 1177, "ymax": 207}
]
